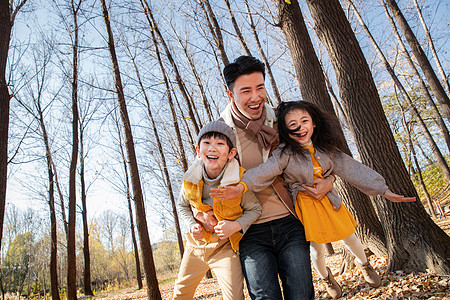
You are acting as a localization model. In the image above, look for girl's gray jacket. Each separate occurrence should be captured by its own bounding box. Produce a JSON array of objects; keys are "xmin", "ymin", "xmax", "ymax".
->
[{"xmin": 242, "ymin": 144, "xmax": 389, "ymax": 209}]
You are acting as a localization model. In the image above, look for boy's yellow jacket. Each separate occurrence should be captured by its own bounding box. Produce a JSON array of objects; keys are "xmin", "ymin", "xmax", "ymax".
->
[{"xmin": 183, "ymin": 165, "xmax": 245, "ymax": 252}]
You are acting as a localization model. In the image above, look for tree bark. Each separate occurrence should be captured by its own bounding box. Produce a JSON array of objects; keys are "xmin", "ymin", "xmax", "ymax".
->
[
  {"xmin": 200, "ymin": 0, "xmax": 229, "ymax": 66},
  {"xmin": 0, "ymin": 0, "xmax": 12, "ymax": 255},
  {"xmin": 274, "ymin": 0, "xmax": 387, "ymax": 257},
  {"xmin": 38, "ymin": 107, "xmax": 60, "ymax": 300},
  {"xmin": 223, "ymin": 0, "xmax": 251, "ymax": 56},
  {"xmin": 0, "ymin": 0, "xmax": 27, "ymax": 255},
  {"xmin": 384, "ymin": 0, "xmax": 450, "ymax": 121},
  {"xmin": 305, "ymin": 0, "xmax": 450, "ymax": 273},
  {"xmin": 100, "ymin": 0, "xmax": 161, "ymax": 298},
  {"xmin": 79, "ymin": 127, "xmax": 93, "ymax": 296},
  {"xmin": 67, "ymin": 1, "xmax": 81, "ymax": 299},
  {"xmin": 114, "ymin": 114, "xmax": 143, "ymax": 290}
]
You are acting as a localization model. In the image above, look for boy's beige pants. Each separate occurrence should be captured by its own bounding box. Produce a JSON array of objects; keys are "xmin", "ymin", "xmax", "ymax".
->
[{"xmin": 172, "ymin": 233, "xmax": 244, "ymax": 300}]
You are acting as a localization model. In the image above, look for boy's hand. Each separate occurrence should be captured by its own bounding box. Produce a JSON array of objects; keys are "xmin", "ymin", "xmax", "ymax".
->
[
  {"xmin": 194, "ymin": 210, "xmax": 218, "ymax": 232},
  {"xmin": 301, "ymin": 177, "xmax": 333, "ymax": 200},
  {"xmin": 210, "ymin": 183, "xmax": 245, "ymax": 200},
  {"xmin": 191, "ymin": 224, "xmax": 204, "ymax": 241},
  {"xmin": 214, "ymin": 220, "xmax": 242, "ymax": 239},
  {"xmin": 383, "ymin": 189, "xmax": 416, "ymax": 203}
]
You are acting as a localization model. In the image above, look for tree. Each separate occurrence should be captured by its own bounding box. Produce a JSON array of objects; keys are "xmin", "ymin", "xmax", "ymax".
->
[
  {"xmin": 99, "ymin": 0, "xmax": 161, "ymax": 298},
  {"xmin": 378, "ymin": 0, "xmax": 450, "ymax": 153},
  {"xmin": 412, "ymin": 0, "xmax": 450, "ymax": 95},
  {"xmin": 274, "ymin": 0, "xmax": 387, "ymax": 259},
  {"xmin": 347, "ymin": 0, "xmax": 450, "ymax": 183},
  {"xmin": 66, "ymin": 1, "xmax": 82, "ymax": 298},
  {"xmin": 2, "ymin": 232, "xmax": 33, "ymax": 298},
  {"xmin": 384, "ymin": 0, "xmax": 450, "ymax": 121},
  {"xmin": 304, "ymin": 0, "xmax": 450, "ymax": 273},
  {"xmin": 0, "ymin": 0, "xmax": 27, "ymax": 253},
  {"xmin": 112, "ymin": 111, "xmax": 143, "ymax": 289}
]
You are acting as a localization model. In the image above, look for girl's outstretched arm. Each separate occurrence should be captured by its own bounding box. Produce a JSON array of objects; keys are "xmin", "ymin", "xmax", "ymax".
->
[{"xmin": 383, "ymin": 189, "xmax": 416, "ymax": 202}]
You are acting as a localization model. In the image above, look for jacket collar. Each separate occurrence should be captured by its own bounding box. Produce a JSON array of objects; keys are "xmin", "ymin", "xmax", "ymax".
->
[{"xmin": 183, "ymin": 157, "xmax": 240, "ymax": 186}]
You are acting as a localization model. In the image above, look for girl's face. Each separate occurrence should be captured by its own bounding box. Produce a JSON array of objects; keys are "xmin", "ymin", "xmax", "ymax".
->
[{"xmin": 284, "ymin": 108, "xmax": 315, "ymax": 147}]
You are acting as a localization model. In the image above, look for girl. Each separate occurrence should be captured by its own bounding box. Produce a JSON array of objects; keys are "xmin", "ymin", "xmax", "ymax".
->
[{"xmin": 211, "ymin": 101, "xmax": 415, "ymax": 299}]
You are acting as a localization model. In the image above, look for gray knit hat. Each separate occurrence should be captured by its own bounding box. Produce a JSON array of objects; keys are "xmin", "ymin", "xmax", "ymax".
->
[{"xmin": 196, "ymin": 120, "xmax": 236, "ymax": 148}]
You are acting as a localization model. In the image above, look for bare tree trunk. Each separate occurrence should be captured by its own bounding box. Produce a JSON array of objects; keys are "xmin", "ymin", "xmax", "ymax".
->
[
  {"xmin": 0, "ymin": 0, "xmax": 27, "ymax": 253},
  {"xmin": 305, "ymin": 0, "xmax": 450, "ymax": 273},
  {"xmin": 274, "ymin": 0, "xmax": 387, "ymax": 258},
  {"xmin": 244, "ymin": 0, "xmax": 282, "ymax": 105},
  {"xmin": 223, "ymin": 0, "xmax": 251, "ymax": 56},
  {"xmin": 141, "ymin": 12, "xmax": 189, "ymax": 172},
  {"xmin": 126, "ymin": 46, "xmax": 185, "ymax": 257},
  {"xmin": 394, "ymin": 94, "xmax": 436, "ymax": 218},
  {"xmin": 171, "ymin": 26, "xmax": 214, "ymax": 122},
  {"xmin": 100, "ymin": 1, "xmax": 161, "ymax": 298},
  {"xmin": 142, "ymin": 0, "xmax": 201, "ymax": 134},
  {"xmin": 37, "ymin": 96, "xmax": 61, "ymax": 300},
  {"xmin": 199, "ymin": 0, "xmax": 229, "ymax": 66},
  {"xmin": 412, "ymin": 0, "xmax": 450, "ymax": 95},
  {"xmin": 114, "ymin": 114, "xmax": 143, "ymax": 290},
  {"xmin": 67, "ymin": 1, "xmax": 81, "ymax": 299},
  {"xmin": 378, "ymin": 0, "xmax": 450, "ymax": 153},
  {"xmin": 0, "ymin": 0, "xmax": 11, "ymax": 256},
  {"xmin": 384, "ymin": 0, "xmax": 450, "ymax": 121},
  {"xmin": 79, "ymin": 128, "xmax": 93, "ymax": 296},
  {"xmin": 348, "ymin": 0, "xmax": 450, "ymax": 183}
]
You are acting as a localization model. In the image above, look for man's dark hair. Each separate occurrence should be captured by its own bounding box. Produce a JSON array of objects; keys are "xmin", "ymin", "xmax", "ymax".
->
[
  {"xmin": 198, "ymin": 132, "xmax": 234, "ymax": 153},
  {"xmin": 223, "ymin": 56, "xmax": 265, "ymax": 90}
]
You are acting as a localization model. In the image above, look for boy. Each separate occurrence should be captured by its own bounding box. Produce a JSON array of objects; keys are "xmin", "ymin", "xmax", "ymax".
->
[{"xmin": 173, "ymin": 120, "xmax": 262, "ymax": 300}]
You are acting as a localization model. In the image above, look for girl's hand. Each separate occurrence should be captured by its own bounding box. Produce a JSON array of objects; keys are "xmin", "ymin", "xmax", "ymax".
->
[
  {"xmin": 214, "ymin": 220, "xmax": 242, "ymax": 239},
  {"xmin": 191, "ymin": 224, "xmax": 204, "ymax": 241},
  {"xmin": 383, "ymin": 189, "xmax": 416, "ymax": 203},
  {"xmin": 301, "ymin": 177, "xmax": 333, "ymax": 200},
  {"xmin": 210, "ymin": 183, "xmax": 245, "ymax": 200}
]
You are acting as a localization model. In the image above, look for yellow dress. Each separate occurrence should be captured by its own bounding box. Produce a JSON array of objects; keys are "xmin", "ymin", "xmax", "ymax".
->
[{"xmin": 295, "ymin": 144, "xmax": 356, "ymax": 244}]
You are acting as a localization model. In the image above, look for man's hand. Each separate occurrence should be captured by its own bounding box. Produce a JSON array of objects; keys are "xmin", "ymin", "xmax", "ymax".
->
[
  {"xmin": 191, "ymin": 224, "xmax": 204, "ymax": 241},
  {"xmin": 301, "ymin": 177, "xmax": 333, "ymax": 200},
  {"xmin": 194, "ymin": 210, "xmax": 218, "ymax": 232},
  {"xmin": 210, "ymin": 183, "xmax": 245, "ymax": 200},
  {"xmin": 383, "ymin": 189, "xmax": 416, "ymax": 203},
  {"xmin": 214, "ymin": 220, "xmax": 242, "ymax": 239}
]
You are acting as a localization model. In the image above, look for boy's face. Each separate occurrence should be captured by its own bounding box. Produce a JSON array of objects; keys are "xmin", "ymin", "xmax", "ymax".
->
[
  {"xmin": 227, "ymin": 71, "xmax": 266, "ymax": 120},
  {"xmin": 196, "ymin": 136, "xmax": 237, "ymax": 179}
]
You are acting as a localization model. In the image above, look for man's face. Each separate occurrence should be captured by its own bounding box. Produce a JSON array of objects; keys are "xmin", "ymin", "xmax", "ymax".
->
[
  {"xmin": 227, "ymin": 72, "xmax": 267, "ymax": 120},
  {"xmin": 196, "ymin": 136, "xmax": 237, "ymax": 179}
]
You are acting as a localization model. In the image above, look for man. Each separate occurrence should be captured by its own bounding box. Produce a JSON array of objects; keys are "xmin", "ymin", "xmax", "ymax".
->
[{"xmin": 196, "ymin": 56, "xmax": 334, "ymax": 299}]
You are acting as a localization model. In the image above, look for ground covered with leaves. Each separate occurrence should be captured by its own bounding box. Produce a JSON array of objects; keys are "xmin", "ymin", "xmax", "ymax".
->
[{"xmin": 100, "ymin": 218, "xmax": 450, "ymax": 299}]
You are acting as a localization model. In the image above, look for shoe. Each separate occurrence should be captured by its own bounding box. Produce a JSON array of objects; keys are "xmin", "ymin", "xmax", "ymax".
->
[
  {"xmin": 322, "ymin": 266, "xmax": 342, "ymax": 299},
  {"xmin": 355, "ymin": 260, "xmax": 381, "ymax": 288}
]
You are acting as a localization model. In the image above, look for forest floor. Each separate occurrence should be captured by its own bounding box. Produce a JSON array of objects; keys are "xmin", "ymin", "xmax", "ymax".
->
[{"xmin": 96, "ymin": 217, "xmax": 450, "ymax": 300}]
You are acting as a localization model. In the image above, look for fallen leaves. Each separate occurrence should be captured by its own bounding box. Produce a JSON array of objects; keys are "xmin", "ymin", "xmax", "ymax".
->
[{"xmin": 102, "ymin": 218, "xmax": 450, "ymax": 299}]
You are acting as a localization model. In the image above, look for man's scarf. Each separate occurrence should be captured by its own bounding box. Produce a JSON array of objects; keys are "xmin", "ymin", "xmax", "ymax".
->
[{"xmin": 230, "ymin": 102, "xmax": 278, "ymax": 151}]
